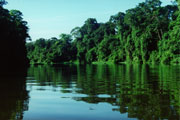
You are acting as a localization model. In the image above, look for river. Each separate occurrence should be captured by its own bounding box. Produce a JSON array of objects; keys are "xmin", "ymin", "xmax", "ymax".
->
[{"xmin": 0, "ymin": 64, "xmax": 179, "ymax": 120}]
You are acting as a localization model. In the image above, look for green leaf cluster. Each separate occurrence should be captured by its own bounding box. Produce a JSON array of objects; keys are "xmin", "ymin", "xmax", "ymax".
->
[
  {"xmin": 27, "ymin": 0, "xmax": 180, "ymax": 64},
  {"xmin": 0, "ymin": 1, "xmax": 30, "ymax": 67},
  {"xmin": 27, "ymin": 34, "xmax": 76, "ymax": 64}
]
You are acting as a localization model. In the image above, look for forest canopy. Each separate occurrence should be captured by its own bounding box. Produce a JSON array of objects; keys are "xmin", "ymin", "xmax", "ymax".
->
[
  {"xmin": 25, "ymin": 0, "xmax": 179, "ymax": 64},
  {"xmin": 0, "ymin": 0, "xmax": 30, "ymax": 67}
]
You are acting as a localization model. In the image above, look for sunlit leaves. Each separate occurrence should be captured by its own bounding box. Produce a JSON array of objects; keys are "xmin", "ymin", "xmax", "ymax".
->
[{"xmin": 27, "ymin": 0, "xmax": 179, "ymax": 64}]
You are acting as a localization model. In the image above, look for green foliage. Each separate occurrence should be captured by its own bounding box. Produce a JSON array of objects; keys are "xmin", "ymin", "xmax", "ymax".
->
[
  {"xmin": 0, "ymin": 0, "xmax": 7, "ymax": 6},
  {"xmin": 86, "ymin": 48, "xmax": 97, "ymax": 63},
  {"xmin": 27, "ymin": 34, "xmax": 76, "ymax": 64},
  {"xmin": 27, "ymin": 0, "xmax": 180, "ymax": 64},
  {"xmin": 0, "ymin": 1, "xmax": 30, "ymax": 67}
]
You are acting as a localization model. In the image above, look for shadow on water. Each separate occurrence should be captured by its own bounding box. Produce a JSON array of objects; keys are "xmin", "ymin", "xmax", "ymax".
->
[
  {"xmin": 0, "ymin": 67, "xmax": 29, "ymax": 120},
  {"xmin": 27, "ymin": 64, "xmax": 180, "ymax": 120}
]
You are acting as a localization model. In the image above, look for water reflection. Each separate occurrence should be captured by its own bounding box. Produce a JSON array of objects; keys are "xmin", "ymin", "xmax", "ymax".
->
[
  {"xmin": 0, "ymin": 68, "xmax": 29, "ymax": 120},
  {"xmin": 27, "ymin": 64, "xmax": 180, "ymax": 120}
]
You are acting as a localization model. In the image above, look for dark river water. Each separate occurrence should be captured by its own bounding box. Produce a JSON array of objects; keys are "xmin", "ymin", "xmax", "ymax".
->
[{"xmin": 0, "ymin": 64, "xmax": 179, "ymax": 120}]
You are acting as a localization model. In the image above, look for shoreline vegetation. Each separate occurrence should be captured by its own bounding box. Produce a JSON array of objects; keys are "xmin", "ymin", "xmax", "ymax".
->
[
  {"xmin": 0, "ymin": 0, "xmax": 29, "ymax": 68},
  {"xmin": 0, "ymin": 0, "xmax": 180, "ymax": 67},
  {"xmin": 26, "ymin": 0, "xmax": 180, "ymax": 65},
  {"xmin": 31, "ymin": 60, "xmax": 179, "ymax": 66}
]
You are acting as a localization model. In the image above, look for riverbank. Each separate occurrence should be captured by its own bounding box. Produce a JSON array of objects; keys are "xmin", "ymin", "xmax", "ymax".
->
[{"xmin": 29, "ymin": 60, "xmax": 180, "ymax": 66}]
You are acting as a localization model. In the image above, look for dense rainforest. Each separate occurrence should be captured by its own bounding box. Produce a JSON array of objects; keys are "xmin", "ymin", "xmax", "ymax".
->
[
  {"xmin": 27, "ymin": 0, "xmax": 180, "ymax": 65},
  {"xmin": 0, "ymin": 0, "xmax": 30, "ymax": 68},
  {"xmin": 0, "ymin": 0, "xmax": 179, "ymax": 66}
]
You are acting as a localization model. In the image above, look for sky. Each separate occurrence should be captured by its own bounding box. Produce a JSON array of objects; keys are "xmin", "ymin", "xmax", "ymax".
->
[{"xmin": 4, "ymin": 0, "xmax": 173, "ymax": 41}]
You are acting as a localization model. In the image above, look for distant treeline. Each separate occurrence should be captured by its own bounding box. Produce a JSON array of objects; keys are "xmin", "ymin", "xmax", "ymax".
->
[
  {"xmin": 27, "ymin": 0, "xmax": 180, "ymax": 64},
  {"xmin": 0, "ymin": 0, "xmax": 30, "ymax": 68}
]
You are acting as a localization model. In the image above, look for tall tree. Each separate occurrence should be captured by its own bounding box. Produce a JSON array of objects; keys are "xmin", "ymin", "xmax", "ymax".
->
[{"xmin": 0, "ymin": 1, "xmax": 30, "ymax": 68}]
